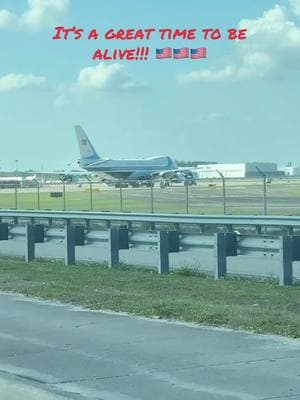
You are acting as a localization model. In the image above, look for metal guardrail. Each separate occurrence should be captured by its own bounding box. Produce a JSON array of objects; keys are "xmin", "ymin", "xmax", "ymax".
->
[
  {"xmin": 0, "ymin": 210, "xmax": 300, "ymax": 286},
  {"xmin": 1, "ymin": 209, "xmax": 300, "ymax": 233}
]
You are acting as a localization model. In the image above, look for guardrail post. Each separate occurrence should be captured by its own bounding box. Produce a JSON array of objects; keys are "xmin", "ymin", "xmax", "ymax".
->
[
  {"xmin": 214, "ymin": 232, "xmax": 227, "ymax": 279},
  {"xmin": 85, "ymin": 219, "xmax": 91, "ymax": 230},
  {"xmin": 25, "ymin": 224, "xmax": 35, "ymax": 262},
  {"xmin": 127, "ymin": 221, "xmax": 132, "ymax": 230},
  {"xmin": 199, "ymin": 224, "xmax": 206, "ymax": 234},
  {"xmin": 35, "ymin": 224, "xmax": 45, "ymax": 243},
  {"xmin": 108, "ymin": 228, "xmax": 119, "ymax": 267},
  {"xmin": 158, "ymin": 231, "xmax": 169, "ymax": 274},
  {"xmin": 74, "ymin": 225, "xmax": 85, "ymax": 246},
  {"xmin": 65, "ymin": 224, "xmax": 75, "ymax": 265},
  {"xmin": 0, "ymin": 223, "xmax": 9, "ymax": 240},
  {"xmin": 226, "ymin": 225, "xmax": 233, "ymax": 233},
  {"xmin": 279, "ymin": 236, "xmax": 293, "ymax": 286},
  {"xmin": 255, "ymin": 225, "xmax": 262, "ymax": 235}
]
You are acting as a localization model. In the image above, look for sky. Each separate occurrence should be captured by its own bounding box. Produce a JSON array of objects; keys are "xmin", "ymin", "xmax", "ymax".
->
[{"xmin": 0, "ymin": 0, "xmax": 299, "ymax": 171}]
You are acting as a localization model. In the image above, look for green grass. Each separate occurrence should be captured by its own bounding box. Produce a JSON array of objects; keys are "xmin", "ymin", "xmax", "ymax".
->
[
  {"xmin": 1, "ymin": 187, "xmax": 300, "ymax": 215},
  {"xmin": 0, "ymin": 259, "xmax": 300, "ymax": 338}
]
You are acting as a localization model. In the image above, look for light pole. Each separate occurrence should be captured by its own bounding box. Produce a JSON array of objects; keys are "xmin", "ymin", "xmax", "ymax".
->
[{"xmin": 15, "ymin": 160, "xmax": 19, "ymax": 172}]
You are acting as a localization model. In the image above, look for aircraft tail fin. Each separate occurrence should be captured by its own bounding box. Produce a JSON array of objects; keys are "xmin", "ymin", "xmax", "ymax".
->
[{"xmin": 75, "ymin": 125, "xmax": 101, "ymax": 160}]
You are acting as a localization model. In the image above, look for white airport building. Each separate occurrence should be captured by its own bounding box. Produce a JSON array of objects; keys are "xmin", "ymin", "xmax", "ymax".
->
[
  {"xmin": 278, "ymin": 164, "xmax": 300, "ymax": 176},
  {"xmin": 195, "ymin": 163, "xmax": 278, "ymax": 179}
]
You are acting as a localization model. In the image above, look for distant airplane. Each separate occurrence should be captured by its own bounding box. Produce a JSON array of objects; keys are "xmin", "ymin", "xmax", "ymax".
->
[
  {"xmin": 0, "ymin": 175, "xmax": 37, "ymax": 188},
  {"xmin": 75, "ymin": 125, "xmax": 193, "ymax": 186}
]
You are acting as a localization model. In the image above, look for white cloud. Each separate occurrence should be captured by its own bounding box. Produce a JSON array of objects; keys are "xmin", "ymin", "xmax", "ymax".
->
[
  {"xmin": 76, "ymin": 63, "xmax": 147, "ymax": 92},
  {"xmin": 0, "ymin": 73, "xmax": 46, "ymax": 92},
  {"xmin": 54, "ymin": 63, "xmax": 148, "ymax": 107},
  {"xmin": 290, "ymin": 0, "xmax": 300, "ymax": 16},
  {"xmin": 0, "ymin": 10, "xmax": 17, "ymax": 28},
  {"xmin": 0, "ymin": 0, "xmax": 69, "ymax": 30},
  {"xmin": 178, "ymin": 65, "xmax": 236, "ymax": 83},
  {"xmin": 178, "ymin": 3, "xmax": 300, "ymax": 83},
  {"xmin": 54, "ymin": 93, "xmax": 70, "ymax": 107}
]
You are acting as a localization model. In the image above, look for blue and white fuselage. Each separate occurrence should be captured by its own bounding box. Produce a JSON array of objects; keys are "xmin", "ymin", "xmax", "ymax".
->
[{"xmin": 75, "ymin": 126, "xmax": 178, "ymax": 181}]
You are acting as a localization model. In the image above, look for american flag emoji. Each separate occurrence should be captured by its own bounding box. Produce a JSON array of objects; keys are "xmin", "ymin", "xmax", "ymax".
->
[
  {"xmin": 156, "ymin": 48, "xmax": 172, "ymax": 59},
  {"xmin": 173, "ymin": 48, "xmax": 189, "ymax": 59},
  {"xmin": 190, "ymin": 48, "xmax": 207, "ymax": 59}
]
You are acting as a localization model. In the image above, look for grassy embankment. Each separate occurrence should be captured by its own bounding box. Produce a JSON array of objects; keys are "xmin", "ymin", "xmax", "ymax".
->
[{"xmin": 0, "ymin": 259, "xmax": 299, "ymax": 338}]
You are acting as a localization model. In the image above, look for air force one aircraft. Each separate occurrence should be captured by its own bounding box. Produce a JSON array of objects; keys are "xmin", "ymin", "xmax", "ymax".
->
[{"xmin": 75, "ymin": 126, "xmax": 193, "ymax": 185}]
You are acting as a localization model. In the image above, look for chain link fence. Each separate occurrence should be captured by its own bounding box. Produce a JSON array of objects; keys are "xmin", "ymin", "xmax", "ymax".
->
[{"xmin": 0, "ymin": 176, "xmax": 300, "ymax": 215}]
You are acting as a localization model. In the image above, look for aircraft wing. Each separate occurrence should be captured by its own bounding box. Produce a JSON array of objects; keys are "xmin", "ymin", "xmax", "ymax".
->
[
  {"xmin": 150, "ymin": 168, "xmax": 195, "ymax": 180},
  {"xmin": 32, "ymin": 170, "xmax": 98, "ymax": 182}
]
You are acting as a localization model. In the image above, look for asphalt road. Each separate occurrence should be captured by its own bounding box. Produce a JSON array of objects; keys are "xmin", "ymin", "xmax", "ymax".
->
[{"xmin": 0, "ymin": 292, "xmax": 300, "ymax": 400}]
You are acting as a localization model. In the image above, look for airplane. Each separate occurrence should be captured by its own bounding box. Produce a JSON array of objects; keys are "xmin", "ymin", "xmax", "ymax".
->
[
  {"xmin": 0, "ymin": 175, "xmax": 38, "ymax": 188},
  {"xmin": 75, "ymin": 125, "xmax": 195, "ymax": 187}
]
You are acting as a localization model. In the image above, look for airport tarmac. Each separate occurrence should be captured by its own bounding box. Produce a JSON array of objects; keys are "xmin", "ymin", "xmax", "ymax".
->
[{"xmin": 0, "ymin": 291, "xmax": 300, "ymax": 400}]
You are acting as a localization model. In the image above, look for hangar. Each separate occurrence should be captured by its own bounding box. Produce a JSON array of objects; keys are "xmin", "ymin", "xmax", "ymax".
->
[{"xmin": 195, "ymin": 162, "xmax": 278, "ymax": 179}]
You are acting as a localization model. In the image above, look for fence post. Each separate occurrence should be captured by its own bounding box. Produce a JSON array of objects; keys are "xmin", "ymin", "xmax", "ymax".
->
[
  {"xmin": 158, "ymin": 231, "xmax": 169, "ymax": 274},
  {"xmin": 14, "ymin": 187, "xmax": 18, "ymax": 209},
  {"xmin": 119, "ymin": 183, "xmax": 123, "ymax": 212},
  {"xmin": 256, "ymin": 167, "xmax": 267, "ymax": 215},
  {"xmin": 85, "ymin": 176, "xmax": 93, "ymax": 211},
  {"xmin": 185, "ymin": 182, "xmax": 189, "ymax": 214},
  {"xmin": 214, "ymin": 232, "xmax": 227, "ymax": 279},
  {"xmin": 65, "ymin": 223, "xmax": 75, "ymax": 265},
  {"xmin": 62, "ymin": 181, "xmax": 66, "ymax": 211},
  {"xmin": 279, "ymin": 236, "xmax": 293, "ymax": 286},
  {"xmin": 150, "ymin": 180, "xmax": 154, "ymax": 213},
  {"xmin": 25, "ymin": 224, "xmax": 35, "ymax": 262},
  {"xmin": 216, "ymin": 170, "xmax": 226, "ymax": 215},
  {"xmin": 37, "ymin": 181, "xmax": 40, "ymax": 210}
]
